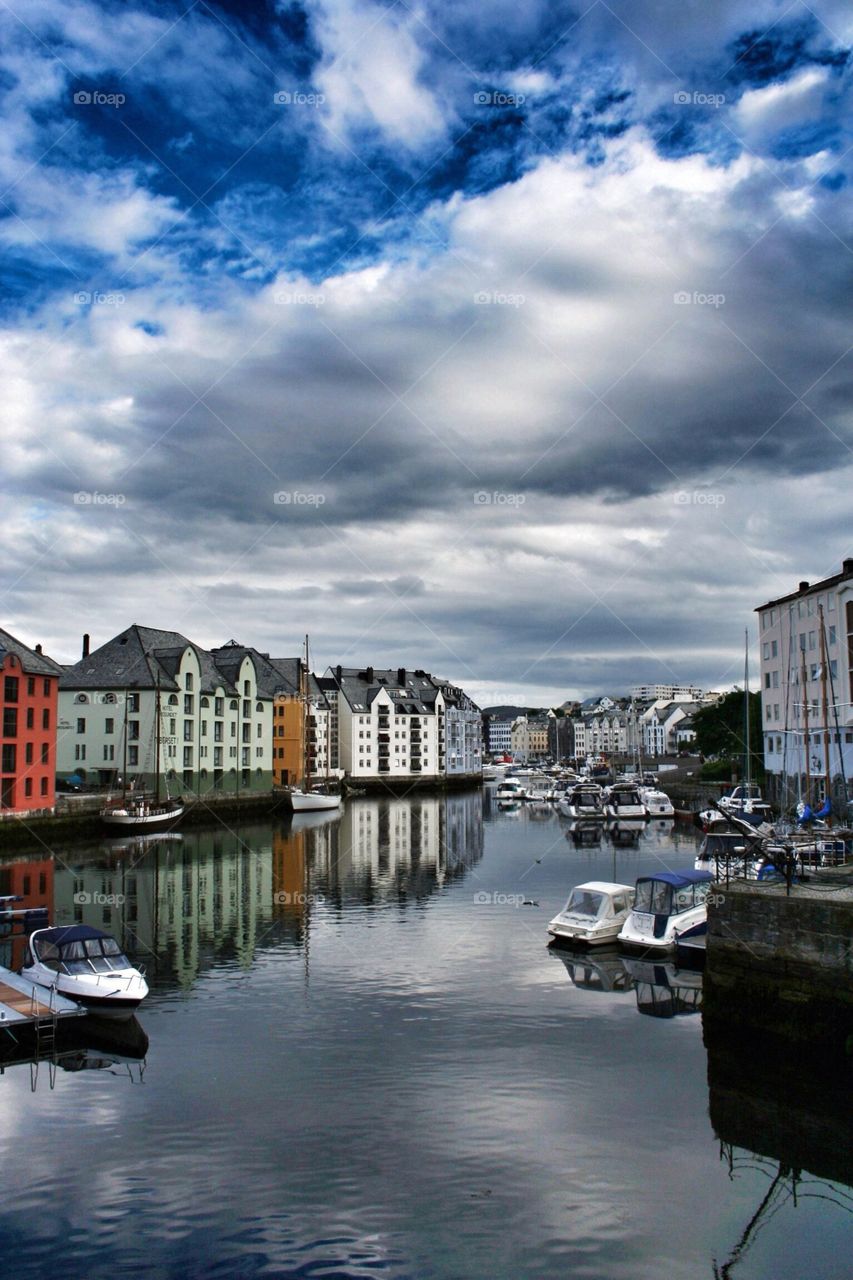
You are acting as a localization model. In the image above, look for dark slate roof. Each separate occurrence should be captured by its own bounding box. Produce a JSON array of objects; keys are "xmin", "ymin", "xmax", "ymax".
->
[
  {"xmin": 327, "ymin": 666, "xmax": 439, "ymax": 715},
  {"xmin": 209, "ymin": 643, "xmax": 286, "ymax": 701},
  {"xmin": 0, "ymin": 626, "xmax": 63, "ymax": 677},
  {"xmin": 267, "ymin": 657, "xmax": 302, "ymax": 697},
  {"xmin": 755, "ymin": 559, "xmax": 853, "ymax": 611},
  {"xmin": 61, "ymin": 625, "xmax": 234, "ymax": 694}
]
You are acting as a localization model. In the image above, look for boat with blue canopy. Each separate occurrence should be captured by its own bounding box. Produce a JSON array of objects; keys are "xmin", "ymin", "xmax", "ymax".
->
[{"xmin": 618, "ymin": 869, "xmax": 714, "ymax": 951}]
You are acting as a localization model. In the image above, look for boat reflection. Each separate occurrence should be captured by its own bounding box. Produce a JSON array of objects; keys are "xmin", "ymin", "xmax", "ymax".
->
[{"xmin": 551, "ymin": 944, "xmax": 703, "ymax": 1018}]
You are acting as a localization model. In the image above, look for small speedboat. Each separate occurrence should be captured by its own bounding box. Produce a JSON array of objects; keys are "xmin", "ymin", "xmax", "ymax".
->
[
  {"xmin": 618, "ymin": 869, "xmax": 714, "ymax": 951},
  {"xmin": 717, "ymin": 784, "xmax": 773, "ymax": 826},
  {"xmin": 640, "ymin": 788, "xmax": 674, "ymax": 818},
  {"xmin": 495, "ymin": 779, "xmax": 528, "ymax": 801},
  {"xmin": 559, "ymin": 782, "xmax": 604, "ymax": 820},
  {"xmin": 21, "ymin": 926, "xmax": 149, "ymax": 1016},
  {"xmin": 547, "ymin": 881, "xmax": 635, "ymax": 946},
  {"xmin": 604, "ymin": 782, "xmax": 646, "ymax": 821}
]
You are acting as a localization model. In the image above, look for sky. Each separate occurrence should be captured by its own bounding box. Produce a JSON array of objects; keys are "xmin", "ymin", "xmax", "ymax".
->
[{"xmin": 1, "ymin": 0, "xmax": 851, "ymax": 707}]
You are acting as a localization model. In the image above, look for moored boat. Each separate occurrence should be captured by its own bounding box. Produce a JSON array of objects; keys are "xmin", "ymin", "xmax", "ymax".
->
[
  {"xmin": 21, "ymin": 925, "xmax": 149, "ymax": 1017},
  {"xmin": 604, "ymin": 782, "xmax": 646, "ymax": 821},
  {"xmin": 547, "ymin": 881, "xmax": 635, "ymax": 946},
  {"xmin": 617, "ymin": 869, "xmax": 714, "ymax": 951}
]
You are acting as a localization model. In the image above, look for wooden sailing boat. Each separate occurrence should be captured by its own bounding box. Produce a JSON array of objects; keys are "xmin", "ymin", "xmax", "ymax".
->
[
  {"xmin": 102, "ymin": 676, "xmax": 185, "ymax": 830},
  {"xmin": 288, "ymin": 637, "xmax": 342, "ymax": 813}
]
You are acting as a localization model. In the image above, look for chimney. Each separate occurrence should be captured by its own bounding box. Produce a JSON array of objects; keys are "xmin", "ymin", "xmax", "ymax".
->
[
  {"xmin": 335, "ymin": 664, "xmax": 342, "ymax": 683},
  {"xmin": 798, "ymin": 581, "xmax": 809, "ymax": 592},
  {"xmin": 397, "ymin": 667, "xmax": 406, "ymax": 686},
  {"xmin": 843, "ymin": 558, "xmax": 853, "ymax": 576},
  {"xmin": 365, "ymin": 666, "xmax": 374, "ymax": 684},
  {"xmin": 35, "ymin": 643, "xmax": 42, "ymax": 654},
  {"xmin": 82, "ymin": 633, "xmax": 90, "ymax": 659}
]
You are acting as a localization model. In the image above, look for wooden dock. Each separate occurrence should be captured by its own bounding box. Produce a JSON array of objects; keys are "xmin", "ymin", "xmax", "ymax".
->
[{"xmin": 0, "ymin": 967, "xmax": 84, "ymax": 1028}]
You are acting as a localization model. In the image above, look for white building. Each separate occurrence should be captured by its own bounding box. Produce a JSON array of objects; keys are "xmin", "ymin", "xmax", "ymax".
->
[
  {"xmin": 639, "ymin": 700, "xmax": 696, "ymax": 757},
  {"xmin": 323, "ymin": 666, "xmax": 481, "ymax": 782},
  {"xmin": 630, "ymin": 684, "xmax": 703, "ymax": 703},
  {"xmin": 58, "ymin": 627, "xmax": 274, "ymax": 795},
  {"xmin": 756, "ymin": 559, "xmax": 853, "ymax": 808},
  {"xmin": 487, "ymin": 718, "xmax": 513, "ymax": 756}
]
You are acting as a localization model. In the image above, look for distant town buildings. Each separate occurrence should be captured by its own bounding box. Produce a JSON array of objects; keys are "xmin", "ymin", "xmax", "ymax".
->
[
  {"xmin": 756, "ymin": 558, "xmax": 853, "ymax": 806},
  {"xmin": 629, "ymin": 684, "xmax": 704, "ymax": 702}
]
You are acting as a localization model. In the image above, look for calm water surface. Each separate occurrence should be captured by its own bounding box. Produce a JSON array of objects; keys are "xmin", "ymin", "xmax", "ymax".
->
[{"xmin": 0, "ymin": 791, "xmax": 850, "ymax": 1278}]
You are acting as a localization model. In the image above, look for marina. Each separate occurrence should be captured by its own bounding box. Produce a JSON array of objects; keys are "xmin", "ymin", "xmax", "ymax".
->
[{"xmin": 0, "ymin": 791, "xmax": 850, "ymax": 1278}]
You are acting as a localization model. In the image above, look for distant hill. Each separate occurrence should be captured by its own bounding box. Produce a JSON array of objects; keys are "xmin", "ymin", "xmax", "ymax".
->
[{"xmin": 481, "ymin": 705, "xmax": 545, "ymax": 718}]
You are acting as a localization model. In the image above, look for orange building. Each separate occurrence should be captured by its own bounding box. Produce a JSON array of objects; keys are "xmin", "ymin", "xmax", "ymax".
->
[{"xmin": 0, "ymin": 627, "xmax": 62, "ymax": 813}]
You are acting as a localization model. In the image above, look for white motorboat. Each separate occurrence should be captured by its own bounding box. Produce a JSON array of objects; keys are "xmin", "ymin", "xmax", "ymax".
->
[
  {"xmin": 559, "ymin": 782, "xmax": 604, "ymax": 820},
  {"xmin": 22, "ymin": 925, "xmax": 149, "ymax": 1017},
  {"xmin": 717, "ymin": 784, "xmax": 773, "ymax": 826},
  {"xmin": 604, "ymin": 782, "xmax": 646, "ymax": 821},
  {"xmin": 640, "ymin": 787, "xmax": 674, "ymax": 818},
  {"xmin": 618, "ymin": 869, "xmax": 714, "ymax": 951},
  {"xmin": 495, "ymin": 779, "xmax": 528, "ymax": 801},
  {"xmin": 547, "ymin": 881, "xmax": 635, "ymax": 946}
]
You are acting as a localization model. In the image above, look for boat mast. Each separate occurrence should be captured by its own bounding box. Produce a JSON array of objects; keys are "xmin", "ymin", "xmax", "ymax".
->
[
  {"xmin": 155, "ymin": 674, "xmax": 161, "ymax": 805},
  {"xmin": 818, "ymin": 605, "xmax": 832, "ymax": 823},
  {"xmin": 800, "ymin": 645, "xmax": 811, "ymax": 808},
  {"xmin": 122, "ymin": 689, "xmax": 128, "ymax": 799},
  {"xmin": 743, "ymin": 629, "xmax": 751, "ymax": 791},
  {"xmin": 302, "ymin": 634, "xmax": 311, "ymax": 793}
]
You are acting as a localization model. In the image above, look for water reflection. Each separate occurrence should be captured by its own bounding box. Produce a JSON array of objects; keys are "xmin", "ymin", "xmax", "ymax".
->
[
  {"xmin": 551, "ymin": 944, "xmax": 703, "ymax": 1018},
  {"xmin": 0, "ymin": 792, "xmax": 484, "ymax": 993},
  {"xmin": 0, "ymin": 1015, "xmax": 148, "ymax": 1089}
]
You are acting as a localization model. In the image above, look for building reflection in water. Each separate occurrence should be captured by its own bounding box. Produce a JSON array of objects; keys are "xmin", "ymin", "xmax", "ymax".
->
[{"xmin": 0, "ymin": 792, "xmax": 484, "ymax": 992}]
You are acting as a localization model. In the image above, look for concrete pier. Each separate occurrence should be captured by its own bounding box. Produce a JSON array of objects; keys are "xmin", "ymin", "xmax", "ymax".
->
[{"xmin": 704, "ymin": 868, "xmax": 853, "ymax": 1057}]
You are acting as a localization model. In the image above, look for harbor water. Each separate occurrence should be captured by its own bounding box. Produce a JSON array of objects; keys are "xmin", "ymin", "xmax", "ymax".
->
[{"xmin": 0, "ymin": 791, "xmax": 850, "ymax": 1279}]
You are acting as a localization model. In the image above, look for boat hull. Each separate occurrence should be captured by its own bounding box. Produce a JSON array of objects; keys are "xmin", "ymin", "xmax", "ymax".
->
[
  {"xmin": 289, "ymin": 790, "xmax": 342, "ymax": 812},
  {"xmin": 102, "ymin": 804, "xmax": 184, "ymax": 832}
]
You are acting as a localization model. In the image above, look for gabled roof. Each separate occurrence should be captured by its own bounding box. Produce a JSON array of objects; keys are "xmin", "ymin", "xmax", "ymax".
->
[
  {"xmin": 327, "ymin": 666, "xmax": 439, "ymax": 714},
  {"xmin": 61, "ymin": 625, "xmax": 197, "ymax": 691},
  {"xmin": 0, "ymin": 626, "xmax": 63, "ymax": 677}
]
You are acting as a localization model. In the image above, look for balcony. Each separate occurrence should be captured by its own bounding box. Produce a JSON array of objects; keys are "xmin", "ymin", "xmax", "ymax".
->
[
  {"xmin": 378, "ymin": 762, "xmax": 390, "ymax": 772},
  {"xmin": 378, "ymin": 733, "xmax": 390, "ymax": 743},
  {"xmin": 410, "ymin": 732, "xmax": 422, "ymax": 743},
  {"xmin": 410, "ymin": 762, "xmax": 422, "ymax": 772}
]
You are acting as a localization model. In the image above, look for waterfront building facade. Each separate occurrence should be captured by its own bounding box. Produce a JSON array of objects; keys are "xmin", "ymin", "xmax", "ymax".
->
[
  {"xmin": 0, "ymin": 627, "xmax": 62, "ymax": 815},
  {"xmin": 629, "ymin": 684, "xmax": 704, "ymax": 702},
  {"xmin": 486, "ymin": 717, "xmax": 513, "ymax": 757},
  {"xmin": 756, "ymin": 559, "xmax": 853, "ymax": 808},
  {"xmin": 58, "ymin": 627, "xmax": 274, "ymax": 796}
]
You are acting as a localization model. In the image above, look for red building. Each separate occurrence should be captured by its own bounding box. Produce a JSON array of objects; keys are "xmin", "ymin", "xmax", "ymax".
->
[{"xmin": 0, "ymin": 627, "xmax": 63, "ymax": 814}]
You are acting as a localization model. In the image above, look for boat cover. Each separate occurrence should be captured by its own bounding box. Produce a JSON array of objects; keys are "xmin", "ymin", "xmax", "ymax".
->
[{"xmin": 637, "ymin": 870, "xmax": 714, "ymax": 887}]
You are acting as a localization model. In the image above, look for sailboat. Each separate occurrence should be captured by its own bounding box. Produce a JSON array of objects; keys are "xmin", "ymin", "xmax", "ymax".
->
[
  {"xmin": 102, "ymin": 679, "xmax": 184, "ymax": 831},
  {"xmin": 712, "ymin": 632, "xmax": 773, "ymax": 828},
  {"xmin": 288, "ymin": 637, "xmax": 342, "ymax": 814}
]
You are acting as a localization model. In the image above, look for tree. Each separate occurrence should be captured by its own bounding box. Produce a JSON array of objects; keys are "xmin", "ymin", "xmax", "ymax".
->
[{"xmin": 692, "ymin": 690, "xmax": 764, "ymax": 782}]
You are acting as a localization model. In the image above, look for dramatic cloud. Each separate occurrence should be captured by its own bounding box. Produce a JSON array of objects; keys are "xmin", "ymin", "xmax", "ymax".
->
[{"xmin": 1, "ymin": 0, "xmax": 850, "ymax": 701}]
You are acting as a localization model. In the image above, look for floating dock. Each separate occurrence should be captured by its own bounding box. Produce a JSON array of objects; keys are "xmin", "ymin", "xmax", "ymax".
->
[{"xmin": 0, "ymin": 966, "xmax": 84, "ymax": 1029}]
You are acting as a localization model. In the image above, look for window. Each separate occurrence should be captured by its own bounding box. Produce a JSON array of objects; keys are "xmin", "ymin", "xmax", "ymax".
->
[
  {"xmin": 771, "ymin": 640, "xmax": 778, "ymax": 657},
  {"xmin": 26, "ymin": 707, "xmax": 34, "ymax": 729},
  {"xmin": 129, "ymin": 720, "xmax": 139, "ymax": 740},
  {"xmin": 3, "ymin": 708, "xmax": 17, "ymax": 737},
  {"xmin": 4, "ymin": 676, "xmax": 18, "ymax": 703},
  {"xmin": 183, "ymin": 747, "xmax": 193, "ymax": 768},
  {"xmin": 829, "ymin": 625, "xmax": 837, "ymax": 645},
  {"xmin": 214, "ymin": 747, "xmax": 223, "ymax": 767},
  {"xmin": 105, "ymin": 717, "xmax": 114, "ymax": 734},
  {"xmin": 231, "ymin": 722, "xmax": 236, "ymax": 738},
  {"xmin": 41, "ymin": 743, "xmax": 48, "ymax": 764},
  {"xmin": 103, "ymin": 744, "xmax": 115, "ymax": 761},
  {"xmin": 215, "ymin": 697, "xmax": 223, "ymax": 716},
  {"xmin": 256, "ymin": 723, "xmax": 262, "ymax": 738},
  {"xmin": 128, "ymin": 746, "xmax": 138, "ymax": 766},
  {"xmin": 40, "ymin": 777, "xmax": 48, "ymax": 796},
  {"xmin": 763, "ymin": 642, "xmax": 769, "ymax": 660},
  {"xmin": 24, "ymin": 778, "xmax": 32, "ymax": 797},
  {"xmin": 43, "ymin": 679, "xmax": 51, "ymax": 696},
  {"xmin": 771, "ymin": 671, "xmax": 779, "ymax": 688},
  {"xmin": 764, "ymin": 673, "xmax": 770, "ymax": 689},
  {"xmin": 242, "ymin": 700, "xmax": 250, "ymax": 718},
  {"xmin": 243, "ymin": 680, "xmax": 250, "ymax": 696},
  {"xmin": 25, "ymin": 743, "xmax": 33, "ymax": 764},
  {"xmin": 128, "ymin": 693, "xmax": 139, "ymax": 712},
  {"xmin": 184, "ymin": 721, "xmax": 193, "ymax": 741},
  {"xmin": 184, "ymin": 695, "xmax": 194, "ymax": 714},
  {"xmin": 74, "ymin": 744, "xmax": 85, "ymax": 761},
  {"xmin": 809, "ymin": 631, "xmax": 816, "ymax": 650},
  {"xmin": 185, "ymin": 673, "xmax": 193, "ymax": 690},
  {"xmin": 76, "ymin": 717, "xmax": 85, "ymax": 733},
  {"xmin": 214, "ymin": 722, "xmax": 223, "ymax": 742}
]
